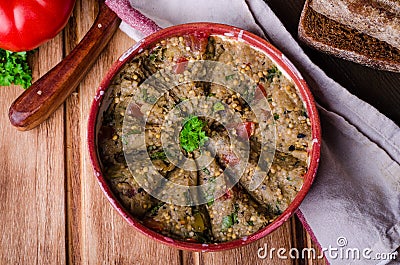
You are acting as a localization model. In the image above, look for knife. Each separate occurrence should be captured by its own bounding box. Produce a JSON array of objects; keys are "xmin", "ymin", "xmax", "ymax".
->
[{"xmin": 9, "ymin": 1, "xmax": 121, "ymax": 131}]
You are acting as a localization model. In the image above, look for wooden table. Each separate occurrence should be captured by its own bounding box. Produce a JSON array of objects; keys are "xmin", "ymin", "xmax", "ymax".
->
[{"xmin": 1, "ymin": 1, "xmax": 398, "ymax": 264}]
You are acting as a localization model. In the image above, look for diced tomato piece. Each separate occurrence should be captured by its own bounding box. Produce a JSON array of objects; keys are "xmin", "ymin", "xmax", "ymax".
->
[
  {"xmin": 143, "ymin": 218, "xmax": 164, "ymax": 232},
  {"xmin": 222, "ymin": 189, "xmax": 234, "ymax": 200},
  {"xmin": 236, "ymin": 121, "xmax": 256, "ymax": 140},
  {"xmin": 127, "ymin": 103, "xmax": 143, "ymax": 118},
  {"xmin": 193, "ymin": 31, "xmax": 210, "ymax": 53},
  {"xmin": 174, "ymin": 57, "xmax": 189, "ymax": 74},
  {"xmin": 221, "ymin": 152, "xmax": 240, "ymax": 167},
  {"xmin": 183, "ymin": 32, "xmax": 210, "ymax": 54},
  {"xmin": 254, "ymin": 83, "xmax": 268, "ymax": 101}
]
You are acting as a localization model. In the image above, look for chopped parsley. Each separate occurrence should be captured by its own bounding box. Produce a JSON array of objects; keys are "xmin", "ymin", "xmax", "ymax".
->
[
  {"xmin": 149, "ymin": 54, "xmax": 156, "ymax": 61},
  {"xmin": 205, "ymin": 176, "xmax": 216, "ymax": 206},
  {"xmin": 149, "ymin": 151, "xmax": 167, "ymax": 160},
  {"xmin": 179, "ymin": 116, "xmax": 208, "ymax": 152},
  {"xmin": 127, "ymin": 129, "xmax": 142, "ymax": 135},
  {"xmin": 141, "ymin": 88, "xmax": 157, "ymax": 104},
  {"xmin": 202, "ymin": 168, "xmax": 210, "ymax": 175},
  {"xmin": 225, "ymin": 74, "xmax": 235, "ymax": 81},
  {"xmin": 212, "ymin": 101, "xmax": 225, "ymax": 112},
  {"xmin": 150, "ymin": 203, "xmax": 164, "ymax": 216},
  {"xmin": 273, "ymin": 113, "xmax": 280, "ymax": 120},
  {"xmin": 0, "ymin": 49, "xmax": 32, "ymax": 89},
  {"xmin": 148, "ymin": 46, "xmax": 165, "ymax": 62},
  {"xmin": 266, "ymin": 66, "xmax": 282, "ymax": 82},
  {"xmin": 221, "ymin": 215, "xmax": 233, "ymax": 230},
  {"xmin": 221, "ymin": 204, "xmax": 240, "ymax": 230}
]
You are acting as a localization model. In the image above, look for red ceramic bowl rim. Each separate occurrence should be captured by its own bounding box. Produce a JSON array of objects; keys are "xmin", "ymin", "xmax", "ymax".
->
[{"xmin": 87, "ymin": 22, "xmax": 321, "ymax": 252}]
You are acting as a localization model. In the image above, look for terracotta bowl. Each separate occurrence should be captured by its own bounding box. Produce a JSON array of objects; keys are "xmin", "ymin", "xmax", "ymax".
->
[{"xmin": 87, "ymin": 22, "xmax": 321, "ymax": 252}]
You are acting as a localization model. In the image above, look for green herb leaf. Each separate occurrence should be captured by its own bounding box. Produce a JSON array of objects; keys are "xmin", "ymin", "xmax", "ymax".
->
[
  {"xmin": 150, "ymin": 203, "xmax": 164, "ymax": 216},
  {"xmin": 0, "ymin": 49, "xmax": 32, "ymax": 89},
  {"xmin": 232, "ymin": 212, "xmax": 238, "ymax": 224},
  {"xmin": 150, "ymin": 151, "xmax": 167, "ymax": 160},
  {"xmin": 149, "ymin": 54, "xmax": 156, "ymax": 61},
  {"xmin": 247, "ymin": 221, "xmax": 254, "ymax": 226},
  {"xmin": 202, "ymin": 168, "xmax": 210, "ymax": 175},
  {"xmin": 221, "ymin": 215, "xmax": 233, "ymax": 230},
  {"xmin": 273, "ymin": 113, "xmax": 279, "ymax": 120},
  {"xmin": 179, "ymin": 116, "xmax": 208, "ymax": 152},
  {"xmin": 148, "ymin": 46, "xmax": 165, "ymax": 62},
  {"xmin": 275, "ymin": 205, "xmax": 282, "ymax": 215},
  {"xmin": 212, "ymin": 101, "xmax": 225, "ymax": 112},
  {"xmin": 266, "ymin": 66, "xmax": 282, "ymax": 82},
  {"xmin": 225, "ymin": 74, "xmax": 235, "ymax": 81},
  {"xmin": 127, "ymin": 129, "xmax": 142, "ymax": 135}
]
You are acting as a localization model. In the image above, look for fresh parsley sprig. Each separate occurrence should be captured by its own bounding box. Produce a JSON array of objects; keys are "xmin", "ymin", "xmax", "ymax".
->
[
  {"xmin": 179, "ymin": 116, "xmax": 208, "ymax": 152},
  {"xmin": 0, "ymin": 48, "xmax": 32, "ymax": 89}
]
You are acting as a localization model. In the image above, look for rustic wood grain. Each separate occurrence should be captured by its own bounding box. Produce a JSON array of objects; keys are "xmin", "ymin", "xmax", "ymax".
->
[
  {"xmin": 64, "ymin": 2, "xmax": 85, "ymax": 264},
  {"xmin": 0, "ymin": 36, "xmax": 66, "ymax": 263}
]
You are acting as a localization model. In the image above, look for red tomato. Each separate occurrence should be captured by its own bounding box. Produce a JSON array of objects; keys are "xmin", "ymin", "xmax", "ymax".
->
[
  {"xmin": 254, "ymin": 83, "xmax": 267, "ymax": 101},
  {"xmin": 142, "ymin": 218, "xmax": 164, "ymax": 232},
  {"xmin": 236, "ymin": 121, "xmax": 256, "ymax": 140},
  {"xmin": 183, "ymin": 31, "xmax": 209, "ymax": 54},
  {"xmin": 222, "ymin": 189, "xmax": 234, "ymax": 200},
  {"xmin": 0, "ymin": 1, "xmax": 75, "ymax": 51},
  {"xmin": 221, "ymin": 152, "xmax": 240, "ymax": 167},
  {"xmin": 174, "ymin": 57, "xmax": 188, "ymax": 74}
]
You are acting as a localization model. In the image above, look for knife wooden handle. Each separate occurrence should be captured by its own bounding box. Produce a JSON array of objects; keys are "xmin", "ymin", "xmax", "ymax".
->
[{"xmin": 9, "ymin": 2, "xmax": 121, "ymax": 131}]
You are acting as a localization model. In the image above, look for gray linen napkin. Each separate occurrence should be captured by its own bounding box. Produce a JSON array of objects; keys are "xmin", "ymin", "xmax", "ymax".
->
[{"xmin": 105, "ymin": 0, "xmax": 400, "ymax": 264}]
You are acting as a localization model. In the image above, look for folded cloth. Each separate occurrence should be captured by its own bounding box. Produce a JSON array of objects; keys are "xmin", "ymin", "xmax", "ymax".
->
[{"xmin": 105, "ymin": 0, "xmax": 400, "ymax": 264}]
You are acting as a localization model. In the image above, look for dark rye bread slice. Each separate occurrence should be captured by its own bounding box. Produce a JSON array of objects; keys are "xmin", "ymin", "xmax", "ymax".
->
[{"xmin": 298, "ymin": 0, "xmax": 400, "ymax": 72}]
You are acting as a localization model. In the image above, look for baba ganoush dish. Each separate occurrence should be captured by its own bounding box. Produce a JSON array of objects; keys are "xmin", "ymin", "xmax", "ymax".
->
[{"xmin": 97, "ymin": 33, "xmax": 313, "ymax": 244}]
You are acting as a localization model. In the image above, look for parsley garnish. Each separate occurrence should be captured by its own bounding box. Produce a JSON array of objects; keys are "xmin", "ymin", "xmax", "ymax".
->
[
  {"xmin": 150, "ymin": 151, "xmax": 167, "ymax": 160},
  {"xmin": 221, "ymin": 215, "xmax": 233, "ymax": 230},
  {"xmin": 0, "ymin": 49, "xmax": 32, "ymax": 89},
  {"xmin": 213, "ymin": 102, "xmax": 225, "ymax": 112},
  {"xmin": 202, "ymin": 168, "xmax": 210, "ymax": 175},
  {"xmin": 179, "ymin": 116, "xmax": 208, "ymax": 152},
  {"xmin": 221, "ymin": 204, "xmax": 240, "ymax": 230},
  {"xmin": 266, "ymin": 66, "xmax": 282, "ymax": 82},
  {"xmin": 225, "ymin": 74, "xmax": 235, "ymax": 81},
  {"xmin": 150, "ymin": 202, "xmax": 165, "ymax": 216}
]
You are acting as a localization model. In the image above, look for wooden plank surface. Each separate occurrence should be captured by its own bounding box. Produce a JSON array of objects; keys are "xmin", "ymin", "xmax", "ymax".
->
[
  {"xmin": 0, "ymin": 37, "xmax": 66, "ymax": 263},
  {"xmin": 1, "ymin": 0, "xmax": 397, "ymax": 264}
]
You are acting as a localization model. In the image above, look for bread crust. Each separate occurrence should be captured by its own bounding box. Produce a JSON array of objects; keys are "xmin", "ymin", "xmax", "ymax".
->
[
  {"xmin": 298, "ymin": 0, "xmax": 400, "ymax": 72},
  {"xmin": 310, "ymin": 0, "xmax": 400, "ymax": 49}
]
